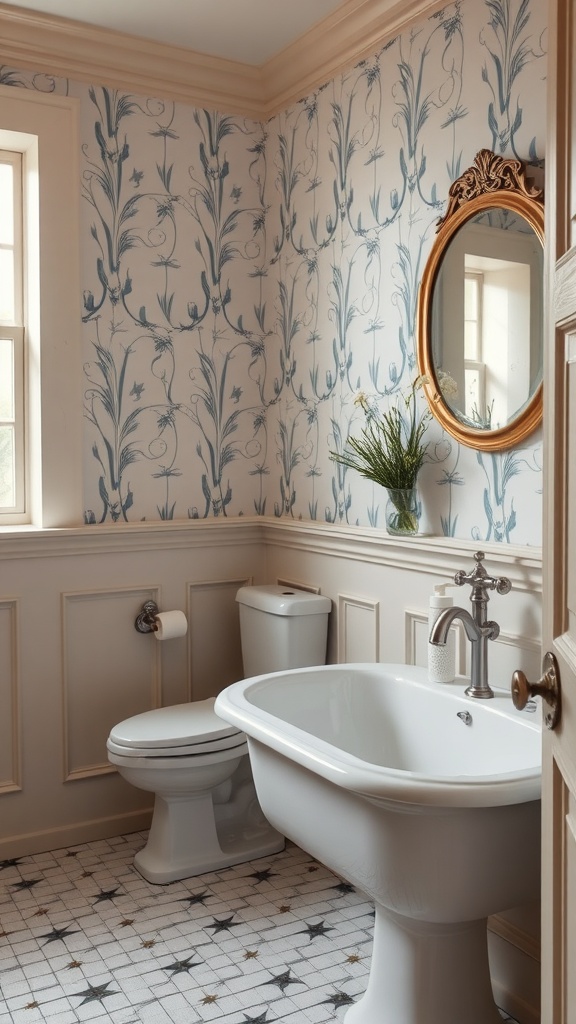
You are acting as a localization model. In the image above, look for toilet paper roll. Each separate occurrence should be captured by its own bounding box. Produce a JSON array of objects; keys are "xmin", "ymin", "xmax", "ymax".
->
[{"xmin": 154, "ymin": 610, "xmax": 188, "ymax": 640}]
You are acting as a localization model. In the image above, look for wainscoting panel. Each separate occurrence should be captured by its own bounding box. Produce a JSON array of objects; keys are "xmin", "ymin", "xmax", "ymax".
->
[
  {"xmin": 337, "ymin": 594, "xmax": 380, "ymax": 663},
  {"xmin": 187, "ymin": 577, "xmax": 251, "ymax": 701},
  {"xmin": 260, "ymin": 521, "xmax": 543, "ymax": 1024},
  {"xmin": 404, "ymin": 608, "xmax": 466, "ymax": 674},
  {"xmin": 0, "ymin": 518, "xmax": 542, "ymax": 1024},
  {"xmin": 405, "ymin": 612, "xmax": 541, "ymax": 691},
  {"xmin": 490, "ymin": 632, "xmax": 542, "ymax": 690},
  {"xmin": 62, "ymin": 587, "xmax": 162, "ymax": 780},
  {"xmin": 276, "ymin": 577, "xmax": 321, "ymax": 594},
  {"xmin": 0, "ymin": 599, "xmax": 20, "ymax": 793},
  {"xmin": 0, "ymin": 521, "xmax": 264, "ymax": 859},
  {"xmin": 489, "ymin": 901, "xmax": 541, "ymax": 1024}
]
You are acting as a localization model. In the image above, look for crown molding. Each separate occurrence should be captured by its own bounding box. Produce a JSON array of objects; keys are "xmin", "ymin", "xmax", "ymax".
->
[
  {"xmin": 0, "ymin": 2, "xmax": 263, "ymax": 117},
  {"xmin": 261, "ymin": 0, "xmax": 446, "ymax": 117},
  {"xmin": 0, "ymin": 0, "xmax": 446, "ymax": 118}
]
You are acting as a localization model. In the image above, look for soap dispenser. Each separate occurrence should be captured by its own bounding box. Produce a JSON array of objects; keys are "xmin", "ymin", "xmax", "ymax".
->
[{"xmin": 428, "ymin": 584, "xmax": 456, "ymax": 683}]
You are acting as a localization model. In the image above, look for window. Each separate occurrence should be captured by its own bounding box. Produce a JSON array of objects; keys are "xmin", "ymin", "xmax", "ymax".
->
[
  {"xmin": 463, "ymin": 270, "xmax": 487, "ymax": 426},
  {"xmin": 0, "ymin": 88, "xmax": 82, "ymax": 527},
  {"xmin": 0, "ymin": 150, "xmax": 25, "ymax": 515}
]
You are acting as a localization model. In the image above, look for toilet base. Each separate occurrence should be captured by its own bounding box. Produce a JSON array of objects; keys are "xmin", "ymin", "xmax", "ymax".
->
[{"xmin": 134, "ymin": 783, "xmax": 284, "ymax": 884}]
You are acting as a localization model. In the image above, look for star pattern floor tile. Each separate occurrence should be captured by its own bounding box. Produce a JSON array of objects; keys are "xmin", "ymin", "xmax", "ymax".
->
[{"xmin": 0, "ymin": 834, "xmax": 521, "ymax": 1022}]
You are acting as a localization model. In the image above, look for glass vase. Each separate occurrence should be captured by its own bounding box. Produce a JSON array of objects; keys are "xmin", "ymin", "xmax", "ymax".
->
[{"xmin": 385, "ymin": 487, "xmax": 420, "ymax": 536}]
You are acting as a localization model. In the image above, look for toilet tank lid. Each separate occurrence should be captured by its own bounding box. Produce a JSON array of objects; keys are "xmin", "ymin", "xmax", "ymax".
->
[{"xmin": 236, "ymin": 584, "xmax": 331, "ymax": 616}]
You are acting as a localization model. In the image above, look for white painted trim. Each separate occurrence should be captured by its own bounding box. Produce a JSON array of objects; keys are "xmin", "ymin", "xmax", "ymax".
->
[
  {"xmin": 0, "ymin": 598, "xmax": 20, "ymax": 792},
  {"xmin": 488, "ymin": 921, "xmax": 541, "ymax": 1024},
  {"xmin": 0, "ymin": 518, "xmax": 264, "ymax": 558},
  {"xmin": 262, "ymin": 0, "xmax": 447, "ymax": 115},
  {"xmin": 494, "ymin": 630, "xmax": 542, "ymax": 658},
  {"xmin": 489, "ymin": 913, "xmax": 541, "ymax": 961},
  {"xmin": 404, "ymin": 607, "xmax": 466, "ymax": 674},
  {"xmin": 405, "ymin": 608, "xmax": 425, "ymax": 666},
  {"xmin": 0, "ymin": 85, "xmax": 83, "ymax": 527},
  {"xmin": 61, "ymin": 585, "xmax": 162, "ymax": 781},
  {"xmin": 260, "ymin": 519, "xmax": 542, "ymax": 593},
  {"xmin": 186, "ymin": 575, "xmax": 251, "ymax": 701},
  {"xmin": 276, "ymin": 577, "xmax": 321, "ymax": 594},
  {"xmin": 0, "ymin": 808, "xmax": 153, "ymax": 860},
  {"xmin": 490, "ymin": 981, "xmax": 540, "ymax": 1024},
  {"xmin": 337, "ymin": 592, "xmax": 380, "ymax": 662},
  {"xmin": 0, "ymin": 517, "xmax": 543, "ymax": 592},
  {"xmin": 186, "ymin": 576, "xmax": 253, "ymax": 593},
  {"xmin": 0, "ymin": 0, "xmax": 447, "ymax": 118},
  {"xmin": 0, "ymin": 3, "xmax": 262, "ymax": 116}
]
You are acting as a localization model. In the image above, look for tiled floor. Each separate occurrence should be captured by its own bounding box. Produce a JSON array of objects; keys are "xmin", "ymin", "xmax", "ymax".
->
[{"xmin": 1, "ymin": 833, "xmax": 520, "ymax": 1023}]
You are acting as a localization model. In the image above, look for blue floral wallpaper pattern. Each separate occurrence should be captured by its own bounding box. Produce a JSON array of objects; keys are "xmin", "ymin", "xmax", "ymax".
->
[{"xmin": 0, "ymin": 0, "xmax": 547, "ymax": 543}]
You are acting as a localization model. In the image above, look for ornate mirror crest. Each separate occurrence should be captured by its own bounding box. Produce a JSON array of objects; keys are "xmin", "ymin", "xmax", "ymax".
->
[{"xmin": 417, "ymin": 149, "xmax": 544, "ymax": 452}]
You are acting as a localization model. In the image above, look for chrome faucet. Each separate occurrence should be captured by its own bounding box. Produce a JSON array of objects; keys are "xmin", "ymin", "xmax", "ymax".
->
[{"xmin": 429, "ymin": 551, "xmax": 511, "ymax": 699}]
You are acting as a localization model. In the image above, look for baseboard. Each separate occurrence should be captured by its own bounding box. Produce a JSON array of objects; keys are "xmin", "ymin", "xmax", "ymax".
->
[
  {"xmin": 0, "ymin": 808, "xmax": 153, "ymax": 859},
  {"xmin": 488, "ymin": 929, "xmax": 540, "ymax": 1024},
  {"xmin": 492, "ymin": 980, "xmax": 540, "ymax": 1024}
]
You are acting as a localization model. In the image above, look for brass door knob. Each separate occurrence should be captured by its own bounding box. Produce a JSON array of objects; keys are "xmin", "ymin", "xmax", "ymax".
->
[{"xmin": 511, "ymin": 650, "xmax": 561, "ymax": 730}]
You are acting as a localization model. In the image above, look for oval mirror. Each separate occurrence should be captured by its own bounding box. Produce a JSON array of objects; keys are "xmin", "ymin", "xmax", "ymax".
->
[{"xmin": 417, "ymin": 150, "xmax": 544, "ymax": 451}]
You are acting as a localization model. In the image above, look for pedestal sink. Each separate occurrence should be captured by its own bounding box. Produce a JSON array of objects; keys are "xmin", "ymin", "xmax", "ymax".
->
[{"xmin": 216, "ymin": 663, "xmax": 541, "ymax": 1024}]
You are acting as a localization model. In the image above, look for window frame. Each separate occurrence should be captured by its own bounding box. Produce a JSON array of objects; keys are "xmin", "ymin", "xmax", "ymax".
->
[
  {"xmin": 0, "ymin": 85, "xmax": 82, "ymax": 529},
  {"xmin": 464, "ymin": 269, "xmax": 487, "ymax": 422},
  {"xmin": 0, "ymin": 149, "xmax": 26, "ymax": 518}
]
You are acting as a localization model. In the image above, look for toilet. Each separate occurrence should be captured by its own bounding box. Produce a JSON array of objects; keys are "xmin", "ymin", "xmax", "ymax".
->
[{"xmin": 107, "ymin": 585, "xmax": 331, "ymax": 884}]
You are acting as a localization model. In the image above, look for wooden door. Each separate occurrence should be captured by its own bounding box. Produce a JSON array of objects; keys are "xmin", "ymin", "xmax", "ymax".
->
[{"xmin": 542, "ymin": 0, "xmax": 576, "ymax": 1018}]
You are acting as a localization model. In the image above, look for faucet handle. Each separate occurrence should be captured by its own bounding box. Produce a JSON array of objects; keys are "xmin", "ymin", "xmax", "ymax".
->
[{"xmin": 454, "ymin": 551, "xmax": 512, "ymax": 596}]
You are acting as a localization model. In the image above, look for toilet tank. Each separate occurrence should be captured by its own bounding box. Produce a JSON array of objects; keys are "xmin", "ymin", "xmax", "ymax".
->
[{"xmin": 236, "ymin": 585, "xmax": 331, "ymax": 678}]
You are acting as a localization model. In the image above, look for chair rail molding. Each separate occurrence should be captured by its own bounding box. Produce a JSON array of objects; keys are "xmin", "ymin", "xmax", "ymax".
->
[
  {"xmin": 0, "ymin": 518, "xmax": 542, "ymax": 593},
  {"xmin": 259, "ymin": 519, "xmax": 542, "ymax": 594}
]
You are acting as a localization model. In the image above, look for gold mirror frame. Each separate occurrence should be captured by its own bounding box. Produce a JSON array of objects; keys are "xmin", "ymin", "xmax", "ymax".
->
[{"xmin": 417, "ymin": 149, "xmax": 544, "ymax": 452}]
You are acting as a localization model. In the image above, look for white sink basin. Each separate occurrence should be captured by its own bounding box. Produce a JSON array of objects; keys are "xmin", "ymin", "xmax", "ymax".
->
[{"xmin": 217, "ymin": 662, "xmax": 540, "ymax": 806}]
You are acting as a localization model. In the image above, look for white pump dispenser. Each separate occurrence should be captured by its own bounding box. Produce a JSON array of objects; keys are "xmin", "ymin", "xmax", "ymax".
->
[{"xmin": 428, "ymin": 584, "xmax": 456, "ymax": 683}]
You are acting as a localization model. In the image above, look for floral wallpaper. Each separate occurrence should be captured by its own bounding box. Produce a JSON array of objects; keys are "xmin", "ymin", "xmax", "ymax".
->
[{"xmin": 0, "ymin": 0, "xmax": 547, "ymax": 543}]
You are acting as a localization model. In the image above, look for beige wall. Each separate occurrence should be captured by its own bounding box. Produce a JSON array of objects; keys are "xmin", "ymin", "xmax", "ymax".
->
[
  {"xmin": 0, "ymin": 521, "xmax": 264, "ymax": 854},
  {"xmin": 0, "ymin": 520, "xmax": 541, "ymax": 851},
  {"xmin": 0, "ymin": 519, "xmax": 541, "ymax": 1022}
]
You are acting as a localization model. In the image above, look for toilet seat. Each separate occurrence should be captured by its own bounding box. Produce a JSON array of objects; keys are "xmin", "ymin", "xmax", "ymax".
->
[{"xmin": 107, "ymin": 698, "xmax": 246, "ymax": 759}]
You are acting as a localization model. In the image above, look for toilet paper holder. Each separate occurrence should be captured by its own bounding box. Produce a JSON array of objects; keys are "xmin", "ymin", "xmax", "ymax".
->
[{"xmin": 135, "ymin": 600, "xmax": 160, "ymax": 633}]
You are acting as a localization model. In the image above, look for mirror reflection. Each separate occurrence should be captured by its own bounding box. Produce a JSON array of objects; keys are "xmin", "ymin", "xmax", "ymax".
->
[
  {"xmin": 417, "ymin": 149, "xmax": 544, "ymax": 452},
  {"xmin": 431, "ymin": 208, "xmax": 543, "ymax": 431}
]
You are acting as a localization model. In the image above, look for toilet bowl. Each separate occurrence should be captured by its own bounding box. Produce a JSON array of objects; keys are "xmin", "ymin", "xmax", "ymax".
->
[
  {"xmin": 107, "ymin": 698, "xmax": 284, "ymax": 883},
  {"xmin": 107, "ymin": 585, "xmax": 331, "ymax": 884}
]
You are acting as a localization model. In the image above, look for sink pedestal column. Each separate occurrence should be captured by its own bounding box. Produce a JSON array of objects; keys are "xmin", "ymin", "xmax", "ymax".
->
[{"xmin": 345, "ymin": 904, "xmax": 502, "ymax": 1024}]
